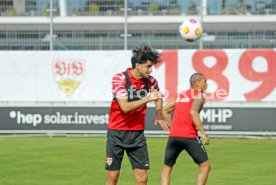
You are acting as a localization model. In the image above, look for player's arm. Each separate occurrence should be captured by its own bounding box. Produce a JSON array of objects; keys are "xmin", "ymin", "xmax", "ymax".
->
[
  {"xmin": 113, "ymin": 74, "xmax": 159, "ymax": 113},
  {"xmin": 149, "ymin": 77, "xmax": 170, "ymax": 131},
  {"xmin": 116, "ymin": 90, "xmax": 159, "ymax": 113},
  {"xmin": 190, "ymin": 95, "xmax": 209, "ymax": 145},
  {"xmin": 155, "ymin": 97, "xmax": 170, "ymax": 131},
  {"xmin": 162, "ymin": 99, "xmax": 176, "ymax": 126}
]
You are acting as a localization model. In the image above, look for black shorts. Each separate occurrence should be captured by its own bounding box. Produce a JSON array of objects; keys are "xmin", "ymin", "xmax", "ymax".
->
[
  {"xmin": 105, "ymin": 129, "xmax": 149, "ymax": 171},
  {"xmin": 164, "ymin": 137, "xmax": 208, "ymax": 166}
]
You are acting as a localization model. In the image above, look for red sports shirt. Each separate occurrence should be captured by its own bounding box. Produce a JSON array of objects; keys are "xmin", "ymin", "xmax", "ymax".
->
[
  {"xmin": 169, "ymin": 89, "xmax": 202, "ymax": 138},
  {"xmin": 108, "ymin": 68, "xmax": 159, "ymax": 130}
]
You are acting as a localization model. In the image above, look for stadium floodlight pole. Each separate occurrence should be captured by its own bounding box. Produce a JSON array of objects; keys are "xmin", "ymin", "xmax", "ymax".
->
[
  {"xmin": 50, "ymin": 0, "xmax": 54, "ymax": 50},
  {"xmin": 199, "ymin": 0, "xmax": 207, "ymax": 49},
  {"xmin": 199, "ymin": 0, "xmax": 203, "ymax": 49},
  {"xmin": 124, "ymin": 0, "xmax": 128, "ymax": 50}
]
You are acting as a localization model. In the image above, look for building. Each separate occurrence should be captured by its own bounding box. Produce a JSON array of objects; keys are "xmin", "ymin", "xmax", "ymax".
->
[{"xmin": 0, "ymin": 0, "xmax": 275, "ymax": 50}]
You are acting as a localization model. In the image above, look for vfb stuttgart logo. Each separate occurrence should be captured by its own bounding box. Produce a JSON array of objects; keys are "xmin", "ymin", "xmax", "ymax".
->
[{"xmin": 53, "ymin": 59, "xmax": 84, "ymax": 96}]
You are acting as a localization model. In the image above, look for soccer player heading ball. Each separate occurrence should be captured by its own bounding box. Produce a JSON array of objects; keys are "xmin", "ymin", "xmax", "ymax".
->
[{"xmin": 105, "ymin": 44, "xmax": 170, "ymax": 185}]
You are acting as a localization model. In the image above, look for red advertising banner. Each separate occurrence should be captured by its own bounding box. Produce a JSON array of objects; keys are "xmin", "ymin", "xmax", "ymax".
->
[{"xmin": 0, "ymin": 49, "xmax": 275, "ymax": 102}]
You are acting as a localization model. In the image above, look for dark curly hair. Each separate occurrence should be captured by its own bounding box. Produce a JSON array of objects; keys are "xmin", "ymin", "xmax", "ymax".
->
[{"xmin": 131, "ymin": 44, "xmax": 160, "ymax": 69}]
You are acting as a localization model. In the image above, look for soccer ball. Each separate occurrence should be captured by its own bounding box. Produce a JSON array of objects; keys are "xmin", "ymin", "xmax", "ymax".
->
[{"xmin": 179, "ymin": 18, "xmax": 202, "ymax": 42}]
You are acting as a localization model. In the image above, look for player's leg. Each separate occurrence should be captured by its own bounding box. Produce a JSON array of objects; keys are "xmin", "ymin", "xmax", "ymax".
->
[
  {"xmin": 196, "ymin": 160, "xmax": 211, "ymax": 185},
  {"xmin": 105, "ymin": 170, "xmax": 120, "ymax": 185},
  {"xmin": 127, "ymin": 144, "xmax": 149, "ymax": 185},
  {"xmin": 105, "ymin": 144, "xmax": 124, "ymax": 185},
  {"xmin": 160, "ymin": 165, "xmax": 172, "ymax": 185},
  {"xmin": 105, "ymin": 130, "xmax": 125, "ymax": 185},
  {"xmin": 185, "ymin": 137, "xmax": 210, "ymax": 185},
  {"xmin": 126, "ymin": 131, "xmax": 149, "ymax": 185},
  {"xmin": 161, "ymin": 137, "xmax": 183, "ymax": 185},
  {"xmin": 133, "ymin": 168, "xmax": 148, "ymax": 185}
]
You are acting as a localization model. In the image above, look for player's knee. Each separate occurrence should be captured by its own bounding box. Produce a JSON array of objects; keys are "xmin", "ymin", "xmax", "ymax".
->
[
  {"xmin": 136, "ymin": 173, "xmax": 148, "ymax": 183},
  {"xmin": 162, "ymin": 165, "xmax": 172, "ymax": 175},
  {"xmin": 107, "ymin": 172, "xmax": 120, "ymax": 183},
  {"xmin": 204, "ymin": 163, "xmax": 211, "ymax": 173},
  {"xmin": 199, "ymin": 161, "xmax": 211, "ymax": 173}
]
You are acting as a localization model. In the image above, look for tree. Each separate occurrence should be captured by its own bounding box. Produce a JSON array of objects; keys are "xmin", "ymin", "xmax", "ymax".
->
[
  {"xmin": 71, "ymin": 6, "xmax": 79, "ymax": 16},
  {"xmin": 88, "ymin": 4, "xmax": 100, "ymax": 15},
  {"xmin": 148, "ymin": 2, "xmax": 159, "ymax": 15},
  {"xmin": 5, "ymin": 8, "xmax": 17, "ymax": 16},
  {"xmin": 187, "ymin": 2, "xmax": 198, "ymax": 15},
  {"xmin": 236, "ymin": 0, "xmax": 247, "ymax": 14}
]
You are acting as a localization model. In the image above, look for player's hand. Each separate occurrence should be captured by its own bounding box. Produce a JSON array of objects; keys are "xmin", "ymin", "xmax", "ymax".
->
[
  {"xmin": 155, "ymin": 119, "xmax": 170, "ymax": 131},
  {"xmin": 147, "ymin": 90, "xmax": 163, "ymax": 102},
  {"xmin": 202, "ymin": 135, "xmax": 210, "ymax": 145},
  {"xmin": 155, "ymin": 110, "xmax": 170, "ymax": 131}
]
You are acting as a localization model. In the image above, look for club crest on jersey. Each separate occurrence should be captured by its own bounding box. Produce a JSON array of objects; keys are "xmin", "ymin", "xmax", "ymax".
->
[
  {"xmin": 106, "ymin": 157, "xmax": 113, "ymax": 166},
  {"xmin": 53, "ymin": 59, "xmax": 84, "ymax": 96}
]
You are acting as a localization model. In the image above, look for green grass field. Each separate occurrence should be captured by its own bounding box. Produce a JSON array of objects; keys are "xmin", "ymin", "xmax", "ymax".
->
[{"xmin": 0, "ymin": 136, "xmax": 275, "ymax": 185}]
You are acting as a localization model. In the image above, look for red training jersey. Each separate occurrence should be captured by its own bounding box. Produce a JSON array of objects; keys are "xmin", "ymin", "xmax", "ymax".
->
[
  {"xmin": 108, "ymin": 68, "xmax": 159, "ymax": 130},
  {"xmin": 169, "ymin": 89, "xmax": 202, "ymax": 138}
]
